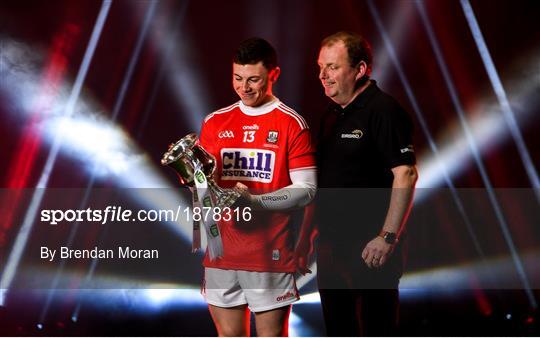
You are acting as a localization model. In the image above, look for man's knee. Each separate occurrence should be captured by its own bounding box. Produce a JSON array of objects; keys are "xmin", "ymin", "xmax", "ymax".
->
[
  {"xmin": 254, "ymin": 306, "xmax": 290, "ymax": 337},
  {"xmin": 217, "ymin": 323, "xmax": 248, "ymax": 337},
  {"xmin": 255, "ymin": 325, "xmax": 287, "ymax": 337},
  {"xmin": 209, "ymin": 304, "xmax": 249, "ymax": 337}
]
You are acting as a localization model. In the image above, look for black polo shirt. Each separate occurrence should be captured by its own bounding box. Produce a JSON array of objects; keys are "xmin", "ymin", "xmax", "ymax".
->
[{"xmin": 317, "ymin": 80, "xmax": 416, "ymax": 188}]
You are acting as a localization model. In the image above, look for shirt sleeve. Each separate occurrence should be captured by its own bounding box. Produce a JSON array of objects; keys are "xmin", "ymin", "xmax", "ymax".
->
[
  {"xmin": 253, "ymin": 168, "xmax": 317, "ymax": 210},
  {"xmin": 288, "ymin": 121, "xmax": 317, "ymax": 171},
  {"xmin": 372, "ymin": 100, "xmax": 416, "ymax": 168}
]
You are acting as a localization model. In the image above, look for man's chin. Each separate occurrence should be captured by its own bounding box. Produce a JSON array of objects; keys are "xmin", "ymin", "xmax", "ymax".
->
[
  {"xmin": 241, "ymin": 99, "xmax": 254, "ymax": 106},
  {"xmin": 241, "ymin": 98, "xmax": 262, "ymax": 107},
  {"xmin": 324, "ymin": 89, "xmax": 337, "ymax": 98}
]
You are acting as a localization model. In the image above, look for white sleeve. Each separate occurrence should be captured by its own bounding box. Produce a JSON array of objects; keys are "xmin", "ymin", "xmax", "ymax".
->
[{"xmin": 251, "ymin": 168, "xmax": 317, "ymax": 210}]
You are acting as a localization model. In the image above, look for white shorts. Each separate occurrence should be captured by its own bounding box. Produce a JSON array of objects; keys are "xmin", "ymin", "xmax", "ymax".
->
[{"xmin": 202, "ymin": 267, "xmax": 299, "ymax": 312}]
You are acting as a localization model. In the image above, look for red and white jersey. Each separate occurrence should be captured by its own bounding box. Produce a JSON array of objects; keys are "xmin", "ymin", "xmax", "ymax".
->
[{"xmin": 199, "ymin": 98, "xmax": 315, "ymax": 272}]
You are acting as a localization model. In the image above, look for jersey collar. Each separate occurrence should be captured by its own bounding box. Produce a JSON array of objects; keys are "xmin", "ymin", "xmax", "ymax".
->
[{"xmin": 239, "ymin": 96, "xmax": 280, "ymax": 116}]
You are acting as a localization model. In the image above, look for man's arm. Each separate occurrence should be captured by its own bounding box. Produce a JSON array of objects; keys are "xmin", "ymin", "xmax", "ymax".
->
[
  {"xmin": 234, "ymin": 168, "xmax": 317, "ymax": 210},
  {"xmin": 361, "ymin": 164, "xmax": 418, "ymax": 268}
]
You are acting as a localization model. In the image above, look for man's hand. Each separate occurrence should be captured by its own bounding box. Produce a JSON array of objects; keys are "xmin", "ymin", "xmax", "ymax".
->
[
  {"xmin": 233, "ymin": 182, "xmax": 255, "ymax": 207},
  {"xmin": 361, "ymin": 236, "xmax": 394, "ymax": 268}
]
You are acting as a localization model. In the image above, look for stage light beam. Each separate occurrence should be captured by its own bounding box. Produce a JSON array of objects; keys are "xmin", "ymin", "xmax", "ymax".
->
[
  {"xmin": 415, "ymin": 0, "xmax": 536, "ymax": 309},
  {"xmin": 461, "ymin": 0, "xmax": 540, "ymax": 200},
  {"xmin": 0, "ymin": 0, "xmax": 113, "ymax": 307}
]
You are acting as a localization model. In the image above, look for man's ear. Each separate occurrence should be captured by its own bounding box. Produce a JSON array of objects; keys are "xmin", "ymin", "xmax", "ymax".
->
[
  {"xmin": 270, "ymin": 67, "xmax": 281, "ymax": 82},
  {"xmin": 355, "ymin": 61, "xmax": 367, "ymax": 81}
]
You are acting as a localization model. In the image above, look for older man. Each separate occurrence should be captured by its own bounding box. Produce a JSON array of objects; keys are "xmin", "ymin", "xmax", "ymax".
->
[{"xmin": 315, "ymin": 31, "xmax": 418, "ymax": 336}]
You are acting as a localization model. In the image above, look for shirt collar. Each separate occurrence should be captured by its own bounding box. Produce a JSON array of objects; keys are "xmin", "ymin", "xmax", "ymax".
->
[
  {"xmin": 331, "ymin": 80, "xmax": 379, "ymax": 114},
  {"xmin": 239, "ymin": 96, "xmax": 280, "ymax": 116}
]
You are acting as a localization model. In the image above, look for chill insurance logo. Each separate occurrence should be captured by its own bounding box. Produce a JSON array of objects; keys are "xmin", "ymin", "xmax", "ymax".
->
[{"xmin": 220, "ymin": 148, "xmax": 275, "ymax": 183}]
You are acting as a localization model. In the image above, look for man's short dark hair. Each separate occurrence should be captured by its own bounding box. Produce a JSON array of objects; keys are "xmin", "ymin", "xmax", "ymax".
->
[
  {"xmin": 233, "ymin": 37, "xmax": 278, "ymax": 70},
  {"xmin": 321, "ymin": 31, "xmax": 372, "ymax": 75}
]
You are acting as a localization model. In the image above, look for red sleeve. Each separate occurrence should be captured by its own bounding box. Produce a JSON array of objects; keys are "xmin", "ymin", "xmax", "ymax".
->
[{"xmin": 288, "ymin": 121, "xmax": 316, "ymax": 171}]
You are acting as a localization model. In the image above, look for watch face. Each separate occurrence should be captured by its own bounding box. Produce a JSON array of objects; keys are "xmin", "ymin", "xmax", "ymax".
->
[{"xmin": 384, "ymin": 232, "xmax": 397, "ymax": 244}]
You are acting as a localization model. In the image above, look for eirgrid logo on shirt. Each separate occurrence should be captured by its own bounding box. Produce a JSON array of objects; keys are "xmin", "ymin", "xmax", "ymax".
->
[{"xmin": 220, "ymin": 148, "xmax": 275, "ymax": 183}]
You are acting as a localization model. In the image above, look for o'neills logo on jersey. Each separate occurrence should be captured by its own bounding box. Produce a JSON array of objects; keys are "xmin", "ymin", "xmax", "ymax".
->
[
  {"xmin": 220, "ymin": 148, "xmax": 275, "ymax": 183},
  {"xmin": 242, "ymin": 124, "xmax": 259, "ymax": 130}
]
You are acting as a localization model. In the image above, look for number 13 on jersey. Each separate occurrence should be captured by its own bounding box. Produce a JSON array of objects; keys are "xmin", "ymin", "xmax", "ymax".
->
[{"xmin": 243, "ymin": 131, "xmax": 255, "ymax": 143}]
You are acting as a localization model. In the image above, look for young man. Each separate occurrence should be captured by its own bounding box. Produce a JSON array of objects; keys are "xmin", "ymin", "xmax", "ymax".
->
[
  {"xmin": 198, "ymin": 37, "xmax": 316, "ymax": 337},
  {"xmin": 316, "ymin": 31, "xmax": 418, "ymax": 336}
]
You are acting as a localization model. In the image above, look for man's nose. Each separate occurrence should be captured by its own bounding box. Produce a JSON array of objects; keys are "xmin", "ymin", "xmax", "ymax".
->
[
  {"xmin": 242, "ymin": 81, "xmax": 251, "ymax": 91},
  {"xmin": 319, "ymin": 68, "xmax": 327, "ymax": 80}
]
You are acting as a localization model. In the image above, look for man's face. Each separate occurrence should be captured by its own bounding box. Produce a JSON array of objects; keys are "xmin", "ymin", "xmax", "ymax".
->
[
  {"xmin": 318, "ymin": 41, "xmax": 363, "ymax": 106},
  {"xmin": 232, "ymin": 61, "xmax": 278, "ymax": 107}
]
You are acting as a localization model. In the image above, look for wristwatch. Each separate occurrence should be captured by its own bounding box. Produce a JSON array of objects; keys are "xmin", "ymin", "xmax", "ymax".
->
[{"xmin": 379, "ymin": 230, "xmax": 398, "ymax": 245}]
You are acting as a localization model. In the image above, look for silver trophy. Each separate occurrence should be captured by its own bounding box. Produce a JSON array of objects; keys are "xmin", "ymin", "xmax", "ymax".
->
[{"xmin": 161, "ymin": 133, "xmax": 240, "ymax": 208}]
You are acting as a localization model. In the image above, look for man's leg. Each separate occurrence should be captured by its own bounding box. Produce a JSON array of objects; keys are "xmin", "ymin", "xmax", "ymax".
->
[
  {"xmin": 239, "ymin": 270, "xmax": 297, "ymax": 336},
  {"xmin": 254, "ymin": 305, "xmax": 291, "ymax": 337},
  {"xmin": 319, "ymin": 289, "xmax": 361, "ymax": 336},
  {"xmin": 208, "ymin": 304, "xmax": 250, "ymax": 337},
  {"xmin": 359, "ymin": 289, "xmax": 399, "ymax": 336}
]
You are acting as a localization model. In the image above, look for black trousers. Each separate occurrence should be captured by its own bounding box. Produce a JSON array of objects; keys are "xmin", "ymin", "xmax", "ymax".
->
[
  {"xmin": 318, "ymin": 288, "xmax": 399, "ymax": 336},
  {"xmin": 316, "ymin": 240, "xmax": 403, "ymax": 336}
]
